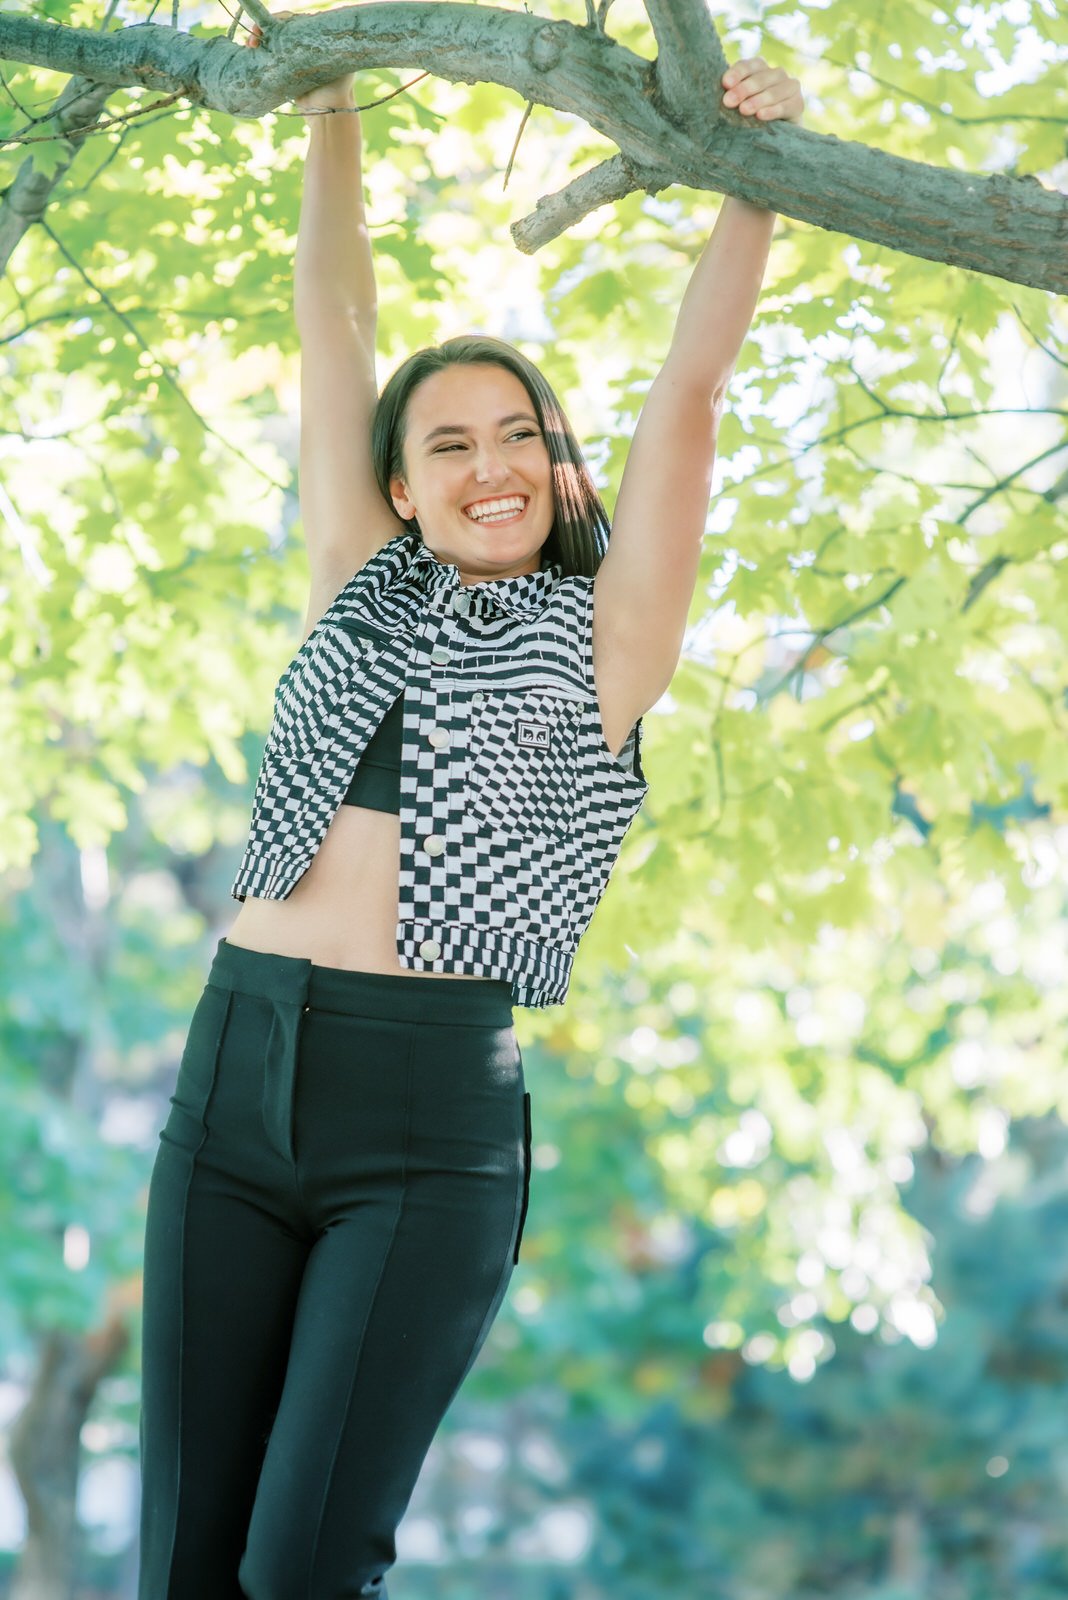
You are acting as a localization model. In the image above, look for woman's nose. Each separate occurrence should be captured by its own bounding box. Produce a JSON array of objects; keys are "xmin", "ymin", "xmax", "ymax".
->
[{"xmin": 473, "ymin": 449, "xmax": 508, "ymax": 481}]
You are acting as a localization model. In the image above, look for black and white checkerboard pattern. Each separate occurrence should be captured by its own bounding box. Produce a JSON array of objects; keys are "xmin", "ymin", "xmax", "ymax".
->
[{"xmin": 230, "ymin": 531, "xmax": 650, "ymax": 1007}]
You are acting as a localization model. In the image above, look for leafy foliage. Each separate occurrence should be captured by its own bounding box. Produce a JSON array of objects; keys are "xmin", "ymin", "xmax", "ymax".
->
[{"xmin": 1, "ymin": 0, "xmax": 1067, "ymax": 1590}]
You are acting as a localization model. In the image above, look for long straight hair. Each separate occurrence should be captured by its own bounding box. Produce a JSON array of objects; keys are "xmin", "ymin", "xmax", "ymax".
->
[{"xmin": 370, "ymin": 335, "xmax": 611, "ymax": 579}]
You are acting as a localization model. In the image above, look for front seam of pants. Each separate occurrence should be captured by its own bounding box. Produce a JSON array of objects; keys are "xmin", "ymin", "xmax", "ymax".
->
[
  {"xmin": 305, "ymin": 1020, "xmax": 415, "ymax": 1598},
  {"xmin": 174, "ymin": 988, "xmax": 230, "ymax": 1592}
]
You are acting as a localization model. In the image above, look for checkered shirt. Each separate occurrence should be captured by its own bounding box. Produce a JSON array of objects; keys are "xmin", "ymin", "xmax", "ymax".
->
[{"xmin": 230, "ymin": 529, "xmax": 650, "ymax": 1007}]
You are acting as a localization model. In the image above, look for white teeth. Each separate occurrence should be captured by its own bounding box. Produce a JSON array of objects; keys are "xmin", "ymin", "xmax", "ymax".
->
[{"xmin": 464, "ymin": 497, "xmax": 527, "ymax": 523}]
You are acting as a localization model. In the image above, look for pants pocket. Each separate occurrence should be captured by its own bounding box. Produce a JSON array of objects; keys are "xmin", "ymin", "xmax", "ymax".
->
[
  {"xmin": 160, "ymin": 982, "xmax": 233, "ymax": 1153},
  {"xmin": 513, "ymin": 1091, "xmax": 532, "ymax": 1265}
]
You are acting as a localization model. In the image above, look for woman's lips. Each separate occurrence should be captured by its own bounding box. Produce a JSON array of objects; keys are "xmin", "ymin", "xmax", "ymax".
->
[{"xmin": 463, "ymin": 499, "xmax": 529, "ymax": 527}]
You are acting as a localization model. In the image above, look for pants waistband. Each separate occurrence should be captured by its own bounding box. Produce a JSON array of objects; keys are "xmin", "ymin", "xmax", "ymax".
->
[{"xmin": 209, "ymin": 938, "xmax": 514, "ymax": 1027}]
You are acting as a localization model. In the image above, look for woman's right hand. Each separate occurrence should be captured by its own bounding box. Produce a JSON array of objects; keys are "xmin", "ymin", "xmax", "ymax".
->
[{"xmin": 245, "ymin": 10, "xmax": 357, "ymax": 113}]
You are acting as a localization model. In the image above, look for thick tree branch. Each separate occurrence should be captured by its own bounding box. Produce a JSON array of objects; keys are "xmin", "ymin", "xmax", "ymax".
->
[
  {"xmin": 644, "ymin": 0, "xmax": 727, "ymax": 134},
  {"xmin": 0, "ymin": 4, "xmax": 1064, "ymax": 292}
]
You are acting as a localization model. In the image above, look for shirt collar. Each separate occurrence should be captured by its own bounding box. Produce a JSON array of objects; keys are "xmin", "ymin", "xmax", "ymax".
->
[{"xmin": 404, "ymin": 531, "xmax": 564, "ymax": 618}]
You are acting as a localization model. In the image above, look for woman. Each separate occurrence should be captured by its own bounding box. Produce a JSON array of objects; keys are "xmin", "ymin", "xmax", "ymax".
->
[{"xmin": 138, "ymin": 11, "xmax": 804, "ymax": 1597}]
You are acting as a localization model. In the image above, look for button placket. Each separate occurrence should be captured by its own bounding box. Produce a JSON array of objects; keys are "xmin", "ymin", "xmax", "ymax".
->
[
  {"xmin": 409, "ymin": 578, "xmax": 489, "ymax": 970},
  {"xmin": 419, "ymin": 616, "xmax": 449, "ymax": 966},
  {"xmin": 420, "ymin": 595, "xmax": 471, "ymax": 865}
]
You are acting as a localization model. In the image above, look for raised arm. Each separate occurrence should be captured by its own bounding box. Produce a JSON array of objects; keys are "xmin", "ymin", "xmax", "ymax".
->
[
  {"xmin": 592, "ymin": 57, "xmax": 805, "ymax": 715},
  {"xmin": 247, "ymin": 13, "xmax": 407, "ymax": 642}
]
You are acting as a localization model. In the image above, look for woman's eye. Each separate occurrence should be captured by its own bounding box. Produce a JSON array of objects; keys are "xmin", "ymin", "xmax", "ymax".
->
[{"xmin": 433, "ymin": 431, "xmax": 539, "ymax": 455}]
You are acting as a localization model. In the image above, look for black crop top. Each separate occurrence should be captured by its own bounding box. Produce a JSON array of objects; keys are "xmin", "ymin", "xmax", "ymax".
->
[{"xmin": 340, "ymin": 689, "xmax": 403, "ymax": 815}]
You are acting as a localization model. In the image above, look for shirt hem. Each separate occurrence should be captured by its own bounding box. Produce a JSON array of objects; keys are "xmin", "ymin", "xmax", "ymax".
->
[{"xmin": 228, "ymin": 861, "xmax": 571, "ymax": 1008}]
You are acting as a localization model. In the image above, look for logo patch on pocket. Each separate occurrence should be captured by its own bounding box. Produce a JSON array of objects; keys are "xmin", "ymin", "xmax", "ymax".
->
[{"xmin": 517, "ymin": 720, "xmax": 551, "ymax": 750}]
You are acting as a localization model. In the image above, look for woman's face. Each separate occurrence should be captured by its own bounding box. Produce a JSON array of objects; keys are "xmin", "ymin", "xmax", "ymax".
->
[{"xmin": 388, "ymin": 363, "xmax": 554, "ymax": 583}]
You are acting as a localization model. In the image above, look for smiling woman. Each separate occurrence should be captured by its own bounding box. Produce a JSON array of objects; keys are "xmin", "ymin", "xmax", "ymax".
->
[
  {"xmin": 387, "ymin": 364, "xmax": 552, "ymax": 579},
  {"xmin": 369, "ymin": 331, "xmax": 613, "ymax": 584},
  {"xmin": 138, "ymin": 8, "xmax": 802, "ymax": 1599}
]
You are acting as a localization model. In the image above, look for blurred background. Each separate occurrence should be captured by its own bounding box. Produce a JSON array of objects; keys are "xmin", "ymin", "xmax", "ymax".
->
[{"xmin": 2, "ymin": 0, "xmax": 1067, "ymax": 1595}]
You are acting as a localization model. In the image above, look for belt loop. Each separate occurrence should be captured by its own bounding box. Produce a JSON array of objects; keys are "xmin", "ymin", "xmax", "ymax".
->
[{"xmin": 260, "ymin": 963, "xmax": 311, "ymax": 1164}]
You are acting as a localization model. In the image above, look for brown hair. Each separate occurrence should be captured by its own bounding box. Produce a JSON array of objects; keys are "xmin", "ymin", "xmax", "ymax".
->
[{"xmin": 370, "ymin": 334, "xmax": 611, "ymax": 578}]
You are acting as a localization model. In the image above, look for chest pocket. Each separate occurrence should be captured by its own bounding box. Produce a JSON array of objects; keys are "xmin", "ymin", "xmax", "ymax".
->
[
  {"xmin": 466, "ymin": 689, "xmax": 581, "ymax": 838},
  {"xmin": 332, "ymin": 617, "xmax": 394, "ymax": 649}
]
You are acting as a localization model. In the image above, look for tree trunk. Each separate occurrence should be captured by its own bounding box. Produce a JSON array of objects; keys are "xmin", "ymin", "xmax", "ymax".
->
[{"xmin": 9, "ymin": 1312, "xmax": 129, "ymax": 1600}]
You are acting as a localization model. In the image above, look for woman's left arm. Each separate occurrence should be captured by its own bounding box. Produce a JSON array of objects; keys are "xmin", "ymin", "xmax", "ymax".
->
[{"xmin": 597, "ymin": 59, "xmax": 805, "ymax": 708}]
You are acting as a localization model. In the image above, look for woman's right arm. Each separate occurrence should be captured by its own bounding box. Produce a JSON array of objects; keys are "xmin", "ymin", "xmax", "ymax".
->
[
  {"xmin": 296, "ymin": 105, "xmax": 407, "ymax": 623},
  {"xmin": 248, "ymin": 15, "xmax": 408, "ymax": 638}
]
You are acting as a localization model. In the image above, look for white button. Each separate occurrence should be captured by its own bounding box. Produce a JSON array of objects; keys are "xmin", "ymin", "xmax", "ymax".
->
[
  {"xmin": 431, "ymin": 647, "xmax": 449, "ymax": 665},
  {"xmin": 451, "ymin": 592, "xmax": 470, "ymax": 615},
  {"xmin": 472, "ymin": 690, "xmax": 486, "ymax": 703},
  {"xmin": 422, "ymin": 834, "xmax": 445, "ymax": 856},
  {"xmin": 428, "ymin": 727, "xmax": 450, "ymax": 749},
  {"xmin": 419, "ymin": 938, "xmax": 441, "ymax": 959}
]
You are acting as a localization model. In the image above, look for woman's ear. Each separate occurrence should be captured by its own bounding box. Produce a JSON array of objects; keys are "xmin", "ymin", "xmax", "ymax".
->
[{"xmin": 389, "ymin": 476, "xmax": 416, "ymax": 520}]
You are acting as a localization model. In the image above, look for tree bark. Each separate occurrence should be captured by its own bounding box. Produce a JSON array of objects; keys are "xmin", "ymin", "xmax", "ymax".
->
[
  {"xmin": 0, "ymin": 0, "xmax": 1063, "ymax": 291},
  {"xmin": 0, "ymin": 76, "xmax": 111, "ymax": 278},
  {"xmin": 8, "ymin": 1313, "xmax": 129, "ymax": 1600}
]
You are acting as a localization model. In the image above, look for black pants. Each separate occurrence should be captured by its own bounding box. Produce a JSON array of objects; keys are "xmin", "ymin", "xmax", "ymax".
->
[{"xmin": 138, "ymin": 936, "xmax": 531, "ymax": 1600}]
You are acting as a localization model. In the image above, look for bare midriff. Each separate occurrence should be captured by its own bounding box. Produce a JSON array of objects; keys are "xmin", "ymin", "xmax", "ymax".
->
[{"xmin": 224, "ymin": 803, "xmax": 490, "ymax": 977}]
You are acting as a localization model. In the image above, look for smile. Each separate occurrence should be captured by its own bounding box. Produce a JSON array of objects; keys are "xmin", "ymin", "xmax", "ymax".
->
[{"xmin": 462, "ymin": 495, "xmax": 529, "ymax": 525}]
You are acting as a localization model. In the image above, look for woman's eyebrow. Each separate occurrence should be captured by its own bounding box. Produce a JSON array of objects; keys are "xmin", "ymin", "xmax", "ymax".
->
[{"xmin": 421, "ymin": 412, "xmax": 539, "ymax": 445}]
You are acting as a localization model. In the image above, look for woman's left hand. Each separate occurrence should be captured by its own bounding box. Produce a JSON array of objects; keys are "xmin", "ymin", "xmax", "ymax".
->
[{"xmin": 721, "ymin": 58, "xmax": 805, "ymax": 126}]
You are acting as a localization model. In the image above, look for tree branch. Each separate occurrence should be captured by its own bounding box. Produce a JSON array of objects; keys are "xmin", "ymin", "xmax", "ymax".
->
[
  {"xmin": 0, "ymin": 4, "xmax": 1064, "ymax": 292},
  {"xmin": 0, "ymin": 76, "xmax": 111, "ymax": 277},
  {"xmin": 511, "ymin": 152, "xmax": 670, "ymax": 253},
  {"xmin": 644, "ymin": 0, "xmax": 727, "ymax": 133},
  {"xmin": 232, "ymin": 0, "xmax": 274, "ymax": 27}
]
